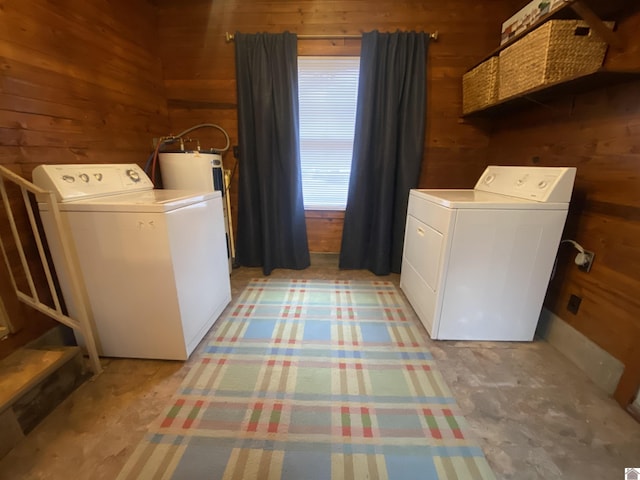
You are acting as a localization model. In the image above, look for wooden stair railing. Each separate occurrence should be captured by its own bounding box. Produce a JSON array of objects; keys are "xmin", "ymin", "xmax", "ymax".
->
[{"xmin": 0, "ymin": 165, "xmax": 102, "ymax": 375}]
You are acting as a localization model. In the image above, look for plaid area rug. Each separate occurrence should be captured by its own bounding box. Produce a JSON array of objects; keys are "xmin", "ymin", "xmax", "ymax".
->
[{"xmin": 117, "ymin": 279, "xmax": 495, "ymax": 480}]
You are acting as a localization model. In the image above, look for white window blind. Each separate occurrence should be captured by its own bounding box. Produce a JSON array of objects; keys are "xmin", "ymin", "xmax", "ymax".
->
[{"xmin": 298, "ymin": 56, "xmax": 359, "ymax": 210}]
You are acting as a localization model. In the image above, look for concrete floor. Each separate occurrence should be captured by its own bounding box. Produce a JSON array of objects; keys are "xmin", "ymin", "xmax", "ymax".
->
[{"xmin": 0, "ymin": 259, "xmax": 639, "ymax": 479}]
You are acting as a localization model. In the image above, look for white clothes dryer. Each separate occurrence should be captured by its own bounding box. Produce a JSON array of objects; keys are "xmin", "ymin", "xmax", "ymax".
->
[
  {"xmin": 400, "ymin": 165, "xmax": 576, "ymax": 341},
  {"xmin": 33, "ymin": 163, "xmax": 231, "ymax": 360}
]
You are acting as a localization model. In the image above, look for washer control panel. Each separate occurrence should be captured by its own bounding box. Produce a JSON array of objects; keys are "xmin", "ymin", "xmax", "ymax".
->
[
  {"xmin": 475, "ymin": 166, "xmax": 576, "ymax": 203},
  {"xmin": 32, "ymin": 164, "xmax": 153, "ymax": 202}
]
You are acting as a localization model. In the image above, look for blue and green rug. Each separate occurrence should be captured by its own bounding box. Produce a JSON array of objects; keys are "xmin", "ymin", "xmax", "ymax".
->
[{"xmin": 117, "ymin": 279, "xmax": 495, "ymax": 479}]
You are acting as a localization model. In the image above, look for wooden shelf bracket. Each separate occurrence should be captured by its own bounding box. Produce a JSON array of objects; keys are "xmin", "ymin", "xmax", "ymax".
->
[{"xmin": 570, "ymin": 1, "xmax": 626, "ymax": 50}]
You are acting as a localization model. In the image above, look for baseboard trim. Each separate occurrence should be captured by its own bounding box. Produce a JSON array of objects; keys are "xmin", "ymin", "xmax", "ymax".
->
[{"xmin": 537, "ymin": 308, "xmax": 624, "ymax": 396}]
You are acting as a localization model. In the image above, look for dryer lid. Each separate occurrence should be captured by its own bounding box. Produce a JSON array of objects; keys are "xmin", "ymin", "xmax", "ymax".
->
[{"xmin": 410, "ymin": 189, "xmax": 568, "ymax": 209}]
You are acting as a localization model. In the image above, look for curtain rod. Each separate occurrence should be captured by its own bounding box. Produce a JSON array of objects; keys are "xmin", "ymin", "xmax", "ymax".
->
[{"xmin": 225, "ymin": 31, "xmax": 438, "ymax": 42}]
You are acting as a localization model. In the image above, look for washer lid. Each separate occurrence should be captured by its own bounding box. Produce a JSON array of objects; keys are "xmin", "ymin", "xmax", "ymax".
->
[
  {"xmin": 44, "ymin": 189, "xmax": 220, "ymax": 213},
  {"xmin": 410, "ymin": 189, "xmax": 568, "ymax": 209}
]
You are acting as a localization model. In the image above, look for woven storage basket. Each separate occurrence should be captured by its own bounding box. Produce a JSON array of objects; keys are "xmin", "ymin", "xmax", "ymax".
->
[
  {"xmin": 462, "ymin": 56, "xmax": 499, "ymax": 114},
  {"xmin": 498, "ymin": 20, "xmax": 612, "ymax": 100}
]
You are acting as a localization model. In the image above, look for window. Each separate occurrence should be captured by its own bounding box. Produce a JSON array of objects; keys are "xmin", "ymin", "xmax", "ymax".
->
[{"xmin": 298, "ymin": 56, "xmax": 359, "ymax": 210}]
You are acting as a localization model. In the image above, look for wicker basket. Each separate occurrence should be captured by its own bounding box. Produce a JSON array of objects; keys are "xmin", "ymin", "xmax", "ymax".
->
[
  {"xmin": 498, "ymin": 20, "xmax": 612, "ymax": 100},
  {"xmin": 462, "ymin": 56, "xmax": 499, "ymax": 114}
]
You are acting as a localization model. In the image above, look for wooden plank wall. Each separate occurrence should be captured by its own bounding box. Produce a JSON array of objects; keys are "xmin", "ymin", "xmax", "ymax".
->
[
  {"xmin": 0, "ymin": 0, "xmax": 170, "ymax": 358},
  {"xmin": 155, "ymin": 0, "xmax": 520, "ymax": 252},
  {"xmin": 482, "ymin": 11, "xmax": 640, "ymax": 407},
  {"xmin": 1, "ymin": 0, "xmax": 637, "ymax": 409}
]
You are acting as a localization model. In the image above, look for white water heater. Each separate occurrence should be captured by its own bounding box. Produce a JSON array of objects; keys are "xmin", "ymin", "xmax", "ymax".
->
[
  {"xmin": 159, "ymin": 151, "xmax": 234, "ymax": 268},
  {"xmin": 159, "ymin": 151, "xmax": 224, "ymax": 191}
]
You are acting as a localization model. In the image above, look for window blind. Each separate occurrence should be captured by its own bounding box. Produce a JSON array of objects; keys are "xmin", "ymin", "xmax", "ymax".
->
[{"xmin": 298, "ymin": 56, "xmax": 360, "ymax": 210}]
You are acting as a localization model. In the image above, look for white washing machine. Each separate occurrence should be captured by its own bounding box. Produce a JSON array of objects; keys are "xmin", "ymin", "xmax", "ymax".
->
[
  {"xmin": 400, "ymin": 165, "xmax": 576, "ymax": 341},
  {"xmin": 33, "ymin": 163, "xmax": 231, "ymax": 360}
]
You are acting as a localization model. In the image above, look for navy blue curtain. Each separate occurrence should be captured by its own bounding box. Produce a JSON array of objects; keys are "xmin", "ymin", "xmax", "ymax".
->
[
  {"xmin": 234, "ymin": 32, "xmax": 310, "ymax": 275},
  {"xmin": 339, "ymin": 30, "xmax": 428, "ymax": 275}
]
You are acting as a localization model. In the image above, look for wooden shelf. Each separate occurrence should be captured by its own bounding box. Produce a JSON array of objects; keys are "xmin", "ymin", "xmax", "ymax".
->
[
  {"xmin": 462, "ymin": 0, "xmax": 639, "ymax": 117},
  {"xmin": 462, "ymin": 69, "xmax": 640, "ymax": 118},
  {"xmin": 467, "ymin": 0, "xmax": 633, "ymax": 71}
]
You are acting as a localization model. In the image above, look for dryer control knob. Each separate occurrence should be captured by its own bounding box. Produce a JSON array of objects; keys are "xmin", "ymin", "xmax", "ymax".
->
[{"xmin": 484, "ymin": 174, "xmax": 495, "ymax": 185}]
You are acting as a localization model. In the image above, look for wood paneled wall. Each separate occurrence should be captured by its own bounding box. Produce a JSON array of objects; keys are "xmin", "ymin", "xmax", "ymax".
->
[
  {"xmin": 5, "ymin": 0, "xmax": 636, "ymax": 409},
  {"xmin": 482, "ymin": 11, "xmax": 640, "ymax": 406},
  {"xmin": 155, "ymin": 0, "xmax": 520, "ymax": 252},
  {"xmin": 0, "ymin": 0, "xmax": 170, "ymax": 358}
]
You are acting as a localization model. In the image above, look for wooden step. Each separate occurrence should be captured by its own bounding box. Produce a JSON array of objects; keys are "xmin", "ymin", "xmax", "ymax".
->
[{"xmin": 0, "ymin": 345, "xmax": 88, "ymax": 459}]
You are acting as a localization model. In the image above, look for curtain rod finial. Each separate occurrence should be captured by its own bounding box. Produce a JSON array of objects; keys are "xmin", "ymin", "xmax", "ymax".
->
[
  {"xmin": 225, "ymin": 32, "xmax": 235, "ymax": 42},
  {"xmin": 430, "ymin": 31, "xmax": 438, "ymax": 41}
]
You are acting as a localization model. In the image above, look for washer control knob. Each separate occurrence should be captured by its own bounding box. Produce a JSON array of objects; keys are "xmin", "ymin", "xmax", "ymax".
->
[
  {"xmin": 126, "ymin": 169, "xmax": 141, "ymax": 182},
  {"xmin": 62, "ymin": 175, "xmax": 75, "ymax": 183},
  {"xmin": 538, "ymin": 180, "xmax": 548, "ymax": 189},
  {"xmin": 94, "ymin": 173, "xmax": 103, "ymax": 181},
  {"xmin": 484, "ymin": 174, "xmax": 495, "ymax": 185},
  {"xmin": 79, "ymin": 173, "xmax": 89, "ymax": 183}
]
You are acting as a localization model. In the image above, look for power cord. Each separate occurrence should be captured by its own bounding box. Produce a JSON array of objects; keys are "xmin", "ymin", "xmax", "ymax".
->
[
  {"xmin": 559, "ymin": 239, "xmax": 594, "ymax": 271},
  {"xmin": 550, "ymin": 239, "xmax": 595, "ymax": 280}
]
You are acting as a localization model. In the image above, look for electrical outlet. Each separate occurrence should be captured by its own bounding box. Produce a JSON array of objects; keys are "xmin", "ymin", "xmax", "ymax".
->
[{"xmin": 567, "ymin": 294, "xmax": 582, "ymax": 314}]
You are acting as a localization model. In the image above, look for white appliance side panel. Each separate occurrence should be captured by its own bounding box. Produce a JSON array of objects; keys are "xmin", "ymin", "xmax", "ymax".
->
[
  {"xmin": 166, "ymin": 195, "xmax": 231, "ymax": 356},
  {"xmin": 438, "ymin": 208, "xmax": 568, "ymax": 341},
  {"xmin": 66, "ymin": 211, "xmax": 188, "ymax": 359}
]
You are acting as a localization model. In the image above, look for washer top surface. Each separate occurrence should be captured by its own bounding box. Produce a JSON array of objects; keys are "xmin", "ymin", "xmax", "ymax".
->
[
  {"xmin": 33, "ymin": 163, "xmax": 219, "ymax": 213},
  {"xmin": 54, "ymin": 189, "xmax": 220, "ymax": 213}
]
